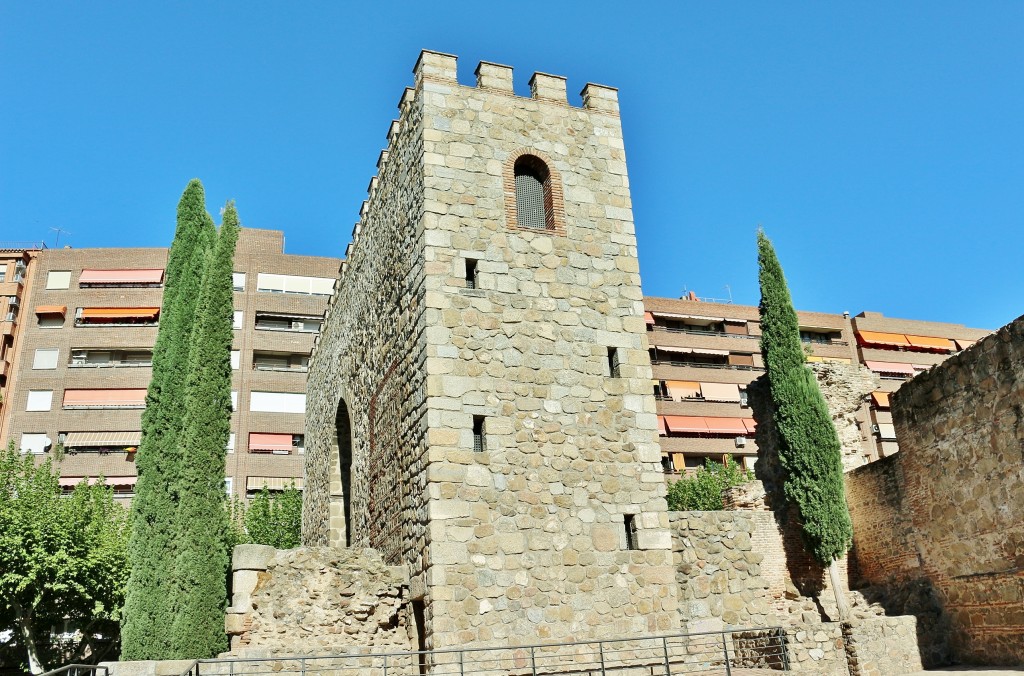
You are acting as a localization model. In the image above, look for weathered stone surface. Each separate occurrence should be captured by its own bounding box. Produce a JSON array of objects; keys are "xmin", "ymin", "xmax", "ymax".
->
[
  {"xmin": 846, "ymin": 316, "xmax": 1024, "ymax": 668},
  {"xmin": 232, "ymin": 544, "xmax": 277, "ymax": 571}
]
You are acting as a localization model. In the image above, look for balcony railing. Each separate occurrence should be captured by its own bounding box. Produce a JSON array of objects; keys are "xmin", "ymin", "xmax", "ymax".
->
[
  {"xmin": 649, "ymin": 325, "xmax": 759, "ymax": 340},
  {"xmin": 651, "ymin": 359, "xmax": 764, "ymax": 372},
  {"xmin": 69, "ymin": 360, "xmax": 152, "ymax": 368}
]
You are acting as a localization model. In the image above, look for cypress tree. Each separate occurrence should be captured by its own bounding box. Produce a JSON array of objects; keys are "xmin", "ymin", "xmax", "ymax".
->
[
  {"xmin": 122, "ymin": 180, "xmax": 215, "ymax": 659},
  {"xmin": 756, "ymin": 229, "xmax": 853, "ymax": 617},
  {"xmin": 168, "ymin": 202, "xmax": 239, "ymax": 657}
]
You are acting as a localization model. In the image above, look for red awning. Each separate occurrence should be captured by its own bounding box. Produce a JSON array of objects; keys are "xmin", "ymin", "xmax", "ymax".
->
[
  {"xmin": 59, "ymin": 476, "xmax": 137, "ymax": 488},
  {"xmin": 63, "ymin": 389, "xmax": 147, "ymax": 408},
  {"xmin": 742, "ymin": 419, "xmax": 758, "ymax": 435},
  {"xmin": 703, "ymin": 417, "xmax": 748, "ymax": 434},
  {"xmin": 79, "ymin": 269, "xmax": 164, "ymax": 284},
  {"xmin": 249, "ymin": 433, "xmax": 293, "ymax": 451},
  {"xmin": 664, "ymin": 416, "xmax": 709, "ymax": 434},
  {"xmin": 644, "ymin": 312, "xmax": 655, "ymax": 325},
  {"xmin": 656, "ymin": 416, "xmax": 668, "ymax": 436},
  {"xmin": 864, "ymin": 361, "xmax": 915, "ymax": 375}
]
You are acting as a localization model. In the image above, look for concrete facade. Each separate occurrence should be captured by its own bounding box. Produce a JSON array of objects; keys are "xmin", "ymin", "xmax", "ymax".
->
[
  {"xmin": 0, "ymin": 229, "xmax": 340, "ymax": 500},
  {"xmin": 304, "ymin": 50, "xmax": 678, "ymax": 650}
]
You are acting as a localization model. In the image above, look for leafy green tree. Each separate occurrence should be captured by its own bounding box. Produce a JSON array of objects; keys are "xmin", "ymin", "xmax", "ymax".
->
[
  {"xmin": 666, "ymin": 457, "xmax": 753, "ymax": 511},
  {"xmin": 757, "ymin": 229, "xmax": 853, "ymax": 617},
  {"xmin": 167, "ymin": 202, "xmax": 239, "ymax": 657},
  {"xmin": 243, "ymin": 485, "xmax": 303, "ymax": 550},
  {"xmin": 0, "ymin": 443, "xmax": 128, "ymax": 674},
  {"xmin": 122, "ymin": 180, "xmax": 215, "ymax": 659}
]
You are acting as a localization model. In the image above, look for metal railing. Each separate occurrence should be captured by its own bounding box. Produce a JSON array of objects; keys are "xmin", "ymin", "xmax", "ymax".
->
[
  {"xmin": 649, "ymin": 325, "xmax": 759, "ymax": 341},
  {"xmin": 650, "ymin": 359, "xmax": 765, "ymax": 372},
  {"xmin": 179, "ymin": 627, "xmax": 788, "ymax": 676},
  {"xmin": 40, "ymin": 665, "xmax": 108, "ymax": 676}
]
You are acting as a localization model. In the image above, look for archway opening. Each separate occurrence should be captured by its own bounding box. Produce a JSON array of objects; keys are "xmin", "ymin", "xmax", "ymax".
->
[{"xmin": 335, "ymin": 399, "xmax": 353, "ymax": 547}]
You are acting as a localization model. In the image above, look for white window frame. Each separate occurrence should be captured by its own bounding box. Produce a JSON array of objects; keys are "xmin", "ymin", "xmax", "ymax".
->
[
  {"xmin": 233, "ymin": 311, "xmax": 243, "ymax": 330},
  {"xmin": 232, "ymin": 273, "xmax": 246, "ymax": 292},
  {"xmin": 249, "ymin": 391, "xmax": 306, "ymax": 414},
  {"xmin": 226, "ymin": 433, "xmax": 235, "ymax": 454},
  {"xmin": 20, "ymin": 433, "xmax": 50, "ymax": 455},
  {"xmin": 32, "ymin": 348, "xmax": 59, "ymax": 370},
  {"xmin": 46, "ymin": 271, "xmax": 72, "ymax": 289},
  {"xmin": 231, "ymin": 350, "xmax": 241, "ymax": 370},
  {"xmin": 26, "ymin": 390, "xmax": 54, "ymax": 412}
]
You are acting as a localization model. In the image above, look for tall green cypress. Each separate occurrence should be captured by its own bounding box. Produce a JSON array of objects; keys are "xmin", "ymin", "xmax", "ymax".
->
[
  {"xmin": 168, "ymin": 202, "xmax": 239, "ymax": 657},
  {"xmin": 122, "ymin": 180, "xmax": 215, "ymax": 659},
  {"xmin": 757, "ymin": 230, "xmax": 853, "ymax": 616}
]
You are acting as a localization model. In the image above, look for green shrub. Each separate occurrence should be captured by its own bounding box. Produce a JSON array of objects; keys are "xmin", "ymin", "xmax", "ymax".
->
[{"xmin": 666, "ymin": 457, "xmax": 754, "ymax": 511}]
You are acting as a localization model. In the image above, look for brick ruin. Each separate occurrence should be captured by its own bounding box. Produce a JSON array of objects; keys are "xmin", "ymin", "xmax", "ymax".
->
[{"xmin": 846, "ymin": 315, "xmax": 1024, "ymax": 667}]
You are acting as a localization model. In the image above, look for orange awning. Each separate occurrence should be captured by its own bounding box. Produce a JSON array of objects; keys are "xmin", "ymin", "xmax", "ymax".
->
[
  {"xmin": 666, "ymin": 380, "xmax": 701, "ymax": 399},
  {"xmin": 954, "ymin": 339, "xmax": 976, "ymax": 351},
  {"xmin": 904, "ymin": 335, "xmax": 954, "ymax": 351},
  {"xmin": 671, "ymin": 453, "xmax": 686, "ymax": 471},
  {"xmin": 856, "ymin": 331, "xmax": 910, "ymax": 347},
  {"xmin": 35, "ymin": 305, "xmax": 67, "ymax": 315},
  {"xmin": 742, "ymin": 419, "xmax": 758, "ymax": 435},
  {"xmin": 657, "ymin": 416, "xmax": 668, "ymax": 436},
  {"xmin": 871, "ymin": 391, "xmax": 891, "ymax": 408},
  {"xmin": 644, "ymin": 312, "xmax": 655, "ymax": 325},
  {"xmin": 63, "ymin": 389, "xmax": 147, "ymax": 408},
  {"xmin": 80, "ymin": 307, "xmax": 160, "ymax": 319},
  {"xmin": 80, "ymin": 269, "xmax": 164, "ymax": 284},
  {"xmin": 664, "ymin": 416, "xmax": 709, "ymax": 434},
  {"xmin": 249, "ymin": 433, "xmax": 293, "ymax": 451},
  {"xmin": 700, "ymin": 382, "xmax": 741, "ymax": 402},
  {"xmin": 704, "ymin": 417, "xmax": 748, "ymax": 434}
]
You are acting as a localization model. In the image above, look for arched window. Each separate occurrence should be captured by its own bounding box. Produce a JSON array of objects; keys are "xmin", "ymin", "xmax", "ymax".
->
[{"xmin": 514, "ymin": 155, "xmax": 551, "ymax": 229}]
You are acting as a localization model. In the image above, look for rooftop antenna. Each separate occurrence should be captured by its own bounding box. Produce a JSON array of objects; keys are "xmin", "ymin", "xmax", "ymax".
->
[
  {"xmin": 49, "ymin": 227, "xmax": 72, "ymax": 248},
  {"xmin": 724, "ymin": 285, "xmax": 734, "ymax": 304}
]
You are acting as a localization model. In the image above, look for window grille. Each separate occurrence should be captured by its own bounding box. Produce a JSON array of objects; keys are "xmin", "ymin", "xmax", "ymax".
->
[
  {"xmin": 624, "ymin": 514, "xmax": 639, "ymax": 550},
  {"xmin": 472, "ymin": 416, "xmax": 486, "ymax": 452},
  {"xmin": 465, "ymin": 259, "xmax": 478, "ymax": 289},
  {"xmin": 515, "ymin": 171, "xmax": 546, "ymax": 229},
  {"xmin": 608, "ymin": 347, "xmax": 621, "ymax": 378}
]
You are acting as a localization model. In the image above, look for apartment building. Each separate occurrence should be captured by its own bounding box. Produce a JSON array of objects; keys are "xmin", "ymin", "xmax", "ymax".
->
[
  {"xmin": 0, "ymin": 242, "xmax": 44, "ymax": 442},
  {"xmin": 1, "ymin": 228, "xmax": 340, "ymax": 501},
  {"xmin": 644, "ymin": 294, "xmax": 990, "ymax": 477}
]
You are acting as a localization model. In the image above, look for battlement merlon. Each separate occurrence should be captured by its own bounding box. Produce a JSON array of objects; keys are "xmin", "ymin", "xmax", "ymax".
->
[{"xmin": 413, "ymin": 48, "xmax": 620, "ymax": 113}]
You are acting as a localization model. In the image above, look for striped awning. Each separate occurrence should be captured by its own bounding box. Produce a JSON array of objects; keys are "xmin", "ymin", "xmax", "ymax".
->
[
  {"xmin": 246, "ymin": 476, "xmax": 304, "ymax": 491},
  {"xmin": 58, "ymin": 476, "xmax": 137, "ymax": 488},
  {"xmin": 864, "ymin": 361, "xmax": 915, "ymax": 375},
  {"xmin": 80, "ymin": 269, "xmax": 164, "ymax": 284},
  {"xmin": 63, "ymin": 431, "xmax": 142, "ymax": 447}
]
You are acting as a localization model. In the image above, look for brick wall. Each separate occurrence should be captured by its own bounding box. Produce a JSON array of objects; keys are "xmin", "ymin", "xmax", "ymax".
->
[{"xmin": 845, "ymin": 314, "xmax": 1024, "ymax": 666}]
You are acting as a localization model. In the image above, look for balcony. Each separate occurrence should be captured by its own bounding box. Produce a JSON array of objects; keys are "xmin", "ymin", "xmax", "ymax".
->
[
  {"xmin": 69, "ymin": 350, "xmax": 153, "ymax": 368},
  {"xmin": 649, "ymin": 325, "xmax": 759, "ymax": 341},
  {"xmin": 651, "ymin": 358, "xmax": 764, "ymax": 372}
]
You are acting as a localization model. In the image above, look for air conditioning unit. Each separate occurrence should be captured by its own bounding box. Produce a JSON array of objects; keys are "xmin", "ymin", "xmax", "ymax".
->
[
  {"xmin": 290, "ymin": 320, "xmax": 304, "ymax": 330},
  {"xmin": 71, "ymin": 351, "xmax": 87, "ymax": 365},
  {"xmin": 8, "ymin": 297, "xmax": 19, "ymax": 308},
  {"xmin": 735, "ymin": 436, "xmax": 746, "ymax": 448}
]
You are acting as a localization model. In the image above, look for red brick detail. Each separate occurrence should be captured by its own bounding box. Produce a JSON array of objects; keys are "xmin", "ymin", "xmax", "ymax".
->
[{"xmin": 502, "ymin": 148, "xmax": 567, "ymax": 236}]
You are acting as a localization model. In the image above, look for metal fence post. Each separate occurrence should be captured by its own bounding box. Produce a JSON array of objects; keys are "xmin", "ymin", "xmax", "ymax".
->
[
  {"xmin": 599, "ymin": 641, "xmax": 606, "ymax": 676},
  {"xmin": 300, "ymin": 657, "xmax": 306, "ymax": 676},
  {"xmin": 383, "ymin": 653, "xmax": 388, "ymax": 676},
  {"xmin": 721, "ymin": 632, "xmax": 732, "ymax": 676},
  {"xmin": 530, "ymin": 646, "xmax": 537, "ymax": 676},
  {"xmin": 459, "ymin": 650, "xmax": 464, "ymax": 676},
  {"xmin": 662, "ymin": 636, "xmax": 671, "ymax": 676},
  {"xmin": 780, "ymin": 628, "xmax": 791, "ymax": 671}
]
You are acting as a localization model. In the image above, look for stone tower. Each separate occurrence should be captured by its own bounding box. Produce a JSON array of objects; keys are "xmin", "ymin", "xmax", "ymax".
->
[{"xmin": 304, "ymin": 50, "xmax": 677, "ymax": 650}]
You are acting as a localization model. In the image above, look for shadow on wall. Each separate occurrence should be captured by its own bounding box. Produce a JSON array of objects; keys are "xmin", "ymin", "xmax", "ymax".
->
[{"xmin": 747, "ymin": 376, "xmax": 835, "ymax": 621}]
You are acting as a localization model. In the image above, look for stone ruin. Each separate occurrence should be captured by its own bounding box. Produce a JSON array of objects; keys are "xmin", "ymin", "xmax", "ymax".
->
[{"xmin": 217, "ymin": 51, "xmax": 1020, "ymax": 675}]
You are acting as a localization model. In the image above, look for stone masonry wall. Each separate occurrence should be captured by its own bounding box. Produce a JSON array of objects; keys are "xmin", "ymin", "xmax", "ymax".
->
[
  {"xmin": 303, "ymin": 75, "xmax": 428, "ymax": 562},
  {"xmin": 846, "ymin": 314, "xmax": 1024, "ymax": 667},
  {"xmin": 224, "ymin": 545, "xmax": 412, "ymax": 656}
]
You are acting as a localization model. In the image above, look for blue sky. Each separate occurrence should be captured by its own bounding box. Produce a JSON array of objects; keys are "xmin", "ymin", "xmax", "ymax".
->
[{"xmin": 2, "ymin": 2, "xmax": 1021, "ymax": 329}]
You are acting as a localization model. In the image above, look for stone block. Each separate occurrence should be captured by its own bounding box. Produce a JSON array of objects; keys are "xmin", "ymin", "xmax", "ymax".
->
[{"xmin": 232, "ymin": 544, "xmax": 276, "ymax": 571}]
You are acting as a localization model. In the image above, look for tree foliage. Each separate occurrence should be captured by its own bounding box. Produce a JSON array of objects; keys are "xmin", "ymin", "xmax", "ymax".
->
[
  {"xmin": 243, "ymin": 485, "xmax": 303, "ymax": 550},
  {"xmin": 168, "ymin": 202, "xmax": 239, "ymax": 657},
  {"xmin": 0, "ymin": 442, "xmax": 128, "ymax": 674},
  {"xmin": 666, "ymin": 457, "xmax": 753, "ymax": 511},
  {"xmin": 757, "ymin": 230, "xmax": 853, "ymax": 565}
]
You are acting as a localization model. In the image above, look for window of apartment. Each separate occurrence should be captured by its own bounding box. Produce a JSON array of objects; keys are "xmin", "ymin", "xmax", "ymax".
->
[
  {"xmin": 232, "ymin": 273, "xmax": 246, "ymax": 292},
  {"xmin": 75, "ymin": 307, "xmax": 160, "ymax": 326},
  {"xmin": 248, "ymin": 433, "xmax": 294, "ymax": 454},
  {"xmin": 254, "ymin": 312, "xmax": 322, "ymax": 333},
  {"xmin": 20, "ymin": 433, "xmax": 50, "ymax": 455},
  {"xmin": 60, "ymin": 431, "xmax": 141, "ymax": 455},
  {"xmin": 0, "ymin": 266, "xmax": 6, "ymax": 283},
  {"xmin": 293, "ymin": 434, "xmax": 305, "ymax": 454},
  {"xmin": 255, "ymin": 273, "xmax": 334, "ymax": 296},
  {"xmin": 37, "ymin": 313, "xmax": 64, "ymax": 328},
  {"xmin": 225, "ymin": 477, "xmax": 234, "ymax": 496},
  {"xmin": 249, "ymin": 391, "xmax": 306, "ymax": 413},
  {"xmin": 46, "ymin": 271, "xmax": 72, "ymax": 290},
  {"xmin": 465, "ymin": 259, "xmax": 478, "ymax": 289},
  {"xmin": 78, "ymin": 269, "xmax": 164, "ymax": 288},
  {"xmin": 26, "ymin": 390, "xmax": 54, "ymax": 411},
  {"xmin": 513, "ymin": 155, "xmax": 551, "ymax": 230},
  {"xmin": 233, "ymin": 311, "xmax": 243, "ymax": 330},
  {"xmin": 245, "ymin": 476, "xmax": 304, "ymax": 497},
  {"xmin": 472, "ymin": 416, "xmax": 486, "ymax": 452},
  {"xmin": 800, "ymin": 329, "xmax": 842, "ymax": 345},
  {"xmin": 32, "ymin": 348, "xmax": 59, "ymax": 370},
  {"xmin": 231, "ymin": 391, "xmax": 238, "ymax": 411},
  {"xmin": 227, "ymin": 433, "xmax": 235, "ymax": 454},
  {"xmin": 69, "ymin": 349, "xmax": 152, "ymax": 367},
  {"xmin": 231, "ymin": 350, "xmax": 241, "ymax": 370},
  {"xmin": 252, "ymin": 351, "xmax": 309, "ymax": 371}
]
